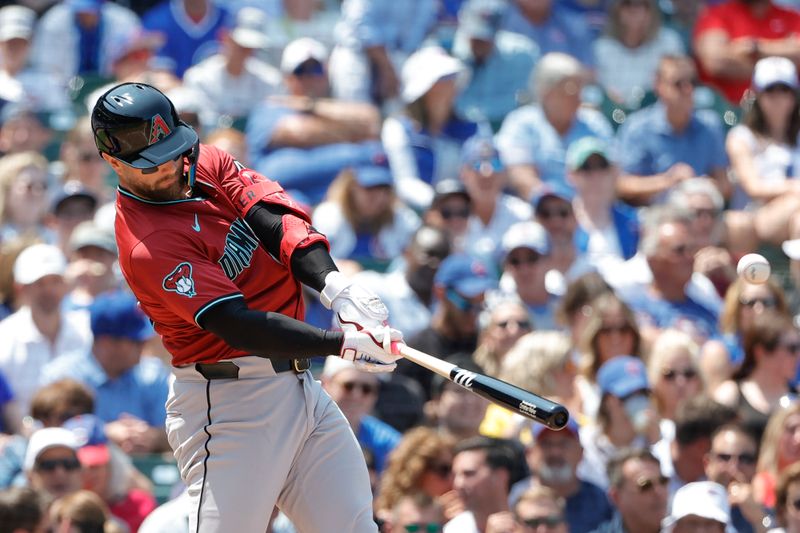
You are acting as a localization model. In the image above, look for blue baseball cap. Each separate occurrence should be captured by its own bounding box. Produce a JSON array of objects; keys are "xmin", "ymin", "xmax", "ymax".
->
[
  {"xmin": 458, "ymin": 0, "xmax": 506, "ymax": 41},
  {"xmin": 63, "ymin": 414, "xmax": 109, "ymax": 466},
  {"xmin": 597, "ymin": 355, "xmax": 649, "ymax": 398},
  {"xmin": 353, "ymin": 165, "xmax": 393, "ymax": 188},
  {"xmin": 434, "ymin": 253, "xmax": 497, "ymax": 297},
  {"xmin": 532, "ymin": 181, "xmax": 574, "ymax": 211},
  {"xmin": 89, "ymin": 291, "xmax": 153, "ymax": 342},
  {"xmin": 66, "ymin": 0, "xmax": 102, "ymax": 13}
]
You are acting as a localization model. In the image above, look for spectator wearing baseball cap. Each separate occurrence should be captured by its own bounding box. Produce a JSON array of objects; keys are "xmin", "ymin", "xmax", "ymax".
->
[
  {"xmin": 566, "ymin": 137, "xmax": 639, "ymax": 275},
  {"xmin": 183, "ymin": 7, "xmax": 282, "ymax": 129},
  {"xmin": 63, "ymin": 221, "xmax": 120, "ymax": 312},
  {"xmin": 580, "ymin": 355, "xmax": 664, "ymax": 489},
  {"xmin": 47, "ymin": 180, "xmax": 98, "ymax": 254},
  {"xmin": 451, "ymin": 0, "xmax": 539, "ymax": 128},
  {"xmin": 313, "ymin": 163, "xmax": 421, "ymax": 271},
  {"xmin": 23, "ymin": 427, "xmax": 82, "ymax": 500},
  {"xmin": 64, "ymin": 414, "xmax": 157, "ymax": 532},
  {"xmin": 382, "ymin": 46, "xmax": 476, "ymax": 211},
  {"xmin": 509, "ymin": 417, "xmax": 615, "ymax": 533},
  {"xmin": 662, "ymin": 481, "xmax": 733, "ymax": 533},
  {"xmin": 0, "ymin": 244, "xmax": 92, "ymax": 425},
  {"xmin": 459, "ymin": 133, "xmax": 532, "ymax": 263},
  {"xmin": 246, "ymin": 36, "xmax": 384, "ymax": 206},
  {"xmin": 397, "ymin": 254, "xmax": 497, "ymax": 398},
  {"xmin": 40, "ymin": 291, "xmax": 169, "ymax": 456},
  {"xmin": 426, "ymin": 178, "xmax": 472, "ymax": 252}
]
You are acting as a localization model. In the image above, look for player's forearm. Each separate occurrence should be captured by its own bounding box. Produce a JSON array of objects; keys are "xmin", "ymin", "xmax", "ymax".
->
[{"xmin": 201, "ymin": 299, "xmax": 344, "ymax": 357}]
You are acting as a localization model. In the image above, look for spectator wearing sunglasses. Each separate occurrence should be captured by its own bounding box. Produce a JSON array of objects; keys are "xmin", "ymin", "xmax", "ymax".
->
[
  {"xmin": 398, "ymin": 254, "xmax": 497, "ymax": 400},
  {"xmin": 704, "ymin": 423, "xmax": 769, "ymax": 533},
  {"xmin": 647, "ymin": 329, "xmax": 704, "ymax": 430},
  {"xmin": 473, "ymin": 298, "xmax": 533, "ymax": 379},
  {"xmin": 0, "ymin": 152, "xmax": 53, "ymax": 245},
  {"xmin": 23, "ymin": 427, "xmax": 82, "ymax": 501},
  {"xmin": 755, "ymin": 404, "xmax": 800, "ymax": 512},
  {"xmin": 615, "ymin": 54, "xmax": 730, "ymax": 206},
  {"xmin": 320, "ymin": 357, "xmax": 401, "ymax": 473},
  {"xmin": 387, "ymin": 491, "xmax": 446, "ymax": 533},
  {"xmin": 426, "ymin": 179, "xmax": 472, "ymax": 252},
  {"xmin": 701, "ymin": 278, "xmax": 790, "ymax": 392},
  {"xmin": 662, "ymin": 481, "xmax": 733, "ymax": 533},
  {"xmin": 509, "ymin": 418, "xmax": 614, "ymax": 533},
  {"xmin": 495, "ymin": 221, "xmax": 560, "ymax": 331},
  {"xmin": 512, "ymin": 485, "xmax": 568, "ymax": 533},
  {"xmin": 581, "ymin": 356, "xmax": 664, "ymax": 490},
  {"xmin": 246, "ymin": 37, "xmax": 384, "ymax": 205},
  {"xmin": 57, "ymin": 120, "xmax": 115, "ymax": 203},
  {"xmin": 714, "ymin": 310, "xmax": 800, "ymax": 444},
  {"xmin": 460, "ymin": 134, "xmax": 532, "ymax": 263},
  {"xmin": 590, "ymin": 448, "xmax": 667, "ymax": 533},
  {"xmin": 771, "ymin": 460, "xmax": 800, "ymax": 533},
  {"xmin": 566, "ymin": 137, "xmax": 639, "ymax": 276}
]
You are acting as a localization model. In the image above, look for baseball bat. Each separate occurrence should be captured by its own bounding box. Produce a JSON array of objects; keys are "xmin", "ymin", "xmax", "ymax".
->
[{"xmin": 393, "ymin": 343, "xmax": 569, "ymax": 430}]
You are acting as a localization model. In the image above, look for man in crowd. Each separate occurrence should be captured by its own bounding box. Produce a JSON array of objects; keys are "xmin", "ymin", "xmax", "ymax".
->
[
  {"xmin": 661, "ymin": 481, "xmax": 733, "ymax": 533},
  {"xmin": 23, "ymin": 427, "xmax": 82, "ymax": 501}
]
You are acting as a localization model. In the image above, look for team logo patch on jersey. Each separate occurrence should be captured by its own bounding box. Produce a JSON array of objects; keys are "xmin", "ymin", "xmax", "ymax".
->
[
  {"xmin": 150, "ymin": 114, "xmax": 172, "ymax": 145},
  {"xmin": 163, "ymin": 262, "xmax": 196, "ymax": 298}
]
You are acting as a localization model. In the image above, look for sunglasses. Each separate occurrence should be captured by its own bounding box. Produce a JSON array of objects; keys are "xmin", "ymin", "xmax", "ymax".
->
[
  {"xmin": 340, "ymin": 381, "xmax": 377, "ymax": 395},
  {"xmin": 293, "ymin": 60, "xmax": 325, "ymax": 77},
  {"xmin": 740, "ymin": 297, "xmax": 777, "ymax": 308},
  {"xmin": 404, "ymin": 524, "xmax": 443, "ymax": 533},
  {"xmin": 440, "ymin": 207, "xmax": 470, "ymax": 220},
  {"xmin": 598, "ymin": 323, "xmax": 632, "ymax": 335},
  {"xmin": 578, "ymin": 161, "xmax": 611, "ymax": 173},
  {"xmin": 634, "ymin": 475, "xmax": 669, "ymax": 493},
  {"xmin": 507, "ymin": 254, "xmax": 541, "ymax": 267},
  {"xmin": 446, "ymin": 288, "xmax": 483, "ymax": 313},
  {"xmin": 495, "ymin": 318, "xmax": 532, "ymax": 330},
  {"xmin": 668, "ymin": 243, "xmax": 696, "ymax": 258},
  {"xmin": 35, "ymin": 458, "xmax": 81, "ymax": 472},
  {"xmin": 672, "ymin": 78, "xmax": 698, "ymax": 90},
  {"xmin": 79, "ymin": 151, "xmax": 100, "ymax": 163},
  {"xmin": 779, "ymin": 342, "xmax": 800, "ymax": 355},
  {"xmin": 519, "ymin": 515, "xmax": 564, "ymax": 528},
  {"xmin": 711, "ymin": 452, "xmax": 757, "ymax": 466},
  {"xmin": 139, "ymin": 151, "xmax": 187, "ymax": 175},
  {"xmin": 662, "ymin": 368, "xmax": 698, "ymax": 381},
  {"xmin": 427, "ymin": 462, "xmax": 452, "ymax": 477},
  {"xmin": 764, "ymin": 84, "xmax": 795, "ymax": 94},
  {"xmin": 537, "ymin": 207, "xmax": 571, "ymax": 220}
]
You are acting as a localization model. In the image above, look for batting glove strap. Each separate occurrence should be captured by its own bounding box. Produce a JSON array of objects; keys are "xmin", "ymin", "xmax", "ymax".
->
[{"xmin": 340, "ymin": 326, "xmax": 403, "ymax": 373}]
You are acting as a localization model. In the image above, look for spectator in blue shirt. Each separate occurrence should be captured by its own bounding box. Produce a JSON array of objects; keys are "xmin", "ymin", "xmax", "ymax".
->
[
  {"xmin": 142, "ymin": 0, "xmax": 230, "ymax": 76},
  {"xmin": 615, "ymin": 54, "xmax": 731, "ymax": 206},
  {"xmin": 321, "ymin": 357, "xmax": 401, "ymax": 473},
  {"xmin": 40, "ymin": 291, "xmax": 170, "ymax": 455},
  {"xmin": 246, "ymin": 37, "xmax": 384, "ymax": 206},
  {"xmin": 496, "ymin": 52, "xmax": 613, "ymax": 201},
  {"xmin": 451, "ymin": 0, "xmax": 540, "ymax": 129},
  {"xmin": 501, "ymin": 0, "xmax": 595, "ymax": 67}
]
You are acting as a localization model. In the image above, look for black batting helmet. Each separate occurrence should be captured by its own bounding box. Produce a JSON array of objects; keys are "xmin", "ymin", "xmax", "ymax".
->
[{"xmin": 91, "ymin": 82, "xmax": 199, "ymax": 172}]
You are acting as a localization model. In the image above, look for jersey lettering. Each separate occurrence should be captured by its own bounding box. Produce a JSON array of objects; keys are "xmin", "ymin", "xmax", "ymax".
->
[
  {"xmin": 163, "ymin": 262, "xmax": 196, "ymax": 297},
  {"xmin": 218, "ymin": 219, "xmax": 259, "ymax": 280}
]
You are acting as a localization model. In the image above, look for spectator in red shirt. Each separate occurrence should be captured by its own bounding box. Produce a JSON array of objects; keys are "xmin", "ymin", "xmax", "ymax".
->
[{"xmin": 694, "ymin": 0, "xmax": 800, "ymax": 104}]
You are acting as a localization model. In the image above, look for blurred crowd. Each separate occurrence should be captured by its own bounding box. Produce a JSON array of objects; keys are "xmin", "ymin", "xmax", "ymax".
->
[{"xmin": 7, "ymin": 0, "xmax": 800, "ymax": 532}]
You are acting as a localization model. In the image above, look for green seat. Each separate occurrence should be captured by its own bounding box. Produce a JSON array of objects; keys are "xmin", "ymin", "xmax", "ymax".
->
[{"xmin": 132, "ymin": 454, "xmax": 181, "ymax": 505}]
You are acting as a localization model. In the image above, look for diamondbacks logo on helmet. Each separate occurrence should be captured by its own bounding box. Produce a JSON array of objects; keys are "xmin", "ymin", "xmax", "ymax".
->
[
  {"xmin": 150, "ymin": 114, "xmax": 172, "ymax": 145},
  {"xmin": 163, "ymin": 262, "xmax": 196, "ymax": 298}
]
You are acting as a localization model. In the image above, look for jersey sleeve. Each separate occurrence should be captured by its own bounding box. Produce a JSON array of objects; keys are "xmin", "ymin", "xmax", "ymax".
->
[{"xmin": 127, "ymin": 231, "xmax": 244, "ymax": 327}]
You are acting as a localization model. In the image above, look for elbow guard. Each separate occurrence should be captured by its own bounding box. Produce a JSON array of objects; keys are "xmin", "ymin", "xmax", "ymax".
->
[{"xmin": 280, "ymin": 215, "xmax": 328, "ymax": 266}]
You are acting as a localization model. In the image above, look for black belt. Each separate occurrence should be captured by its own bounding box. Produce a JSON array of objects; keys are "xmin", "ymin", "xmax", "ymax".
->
[{"xmin": 195, "ymin": 358, "xmax": 310, "ymax": 380}]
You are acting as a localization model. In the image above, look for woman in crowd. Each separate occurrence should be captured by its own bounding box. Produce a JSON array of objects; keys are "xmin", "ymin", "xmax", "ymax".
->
[
  {"xmin": 382, "ymin": 46, "xmax": 476, "ymax": 211},
  {"xmin": 771, "ymin": 460, "xmax": 800, "ymax": 533},
  {"xmin": 594, "ymin": 0, "xmax": 684, "ymax": 105},
  {"xmin": 375, "ymin": 427, "xmax": 459, "ymax": 521},
  {"xmin": 312, "ymin": 164, "xmax": 420, "ymax": 271},
  {"xmin": 0, "ymin": 151, "xmax": 51, "ymax": 244},
  {"xmin": 702, "ymin": 277, "xmax": 790, "ymax": 392},
  {"xmin": 472, "ymin": 298, "xmax": 532, "ymax": 378},
  {"xmin": 756, "ymin": 403, "xmax": 800, "ymax": 510},
  {"xmin": 714, "ymin": 310, "xmax": 800, "ymax": 443},
  {"xmin": 576, "ymin": 292, "xmax": 643, "ymax": 417}
]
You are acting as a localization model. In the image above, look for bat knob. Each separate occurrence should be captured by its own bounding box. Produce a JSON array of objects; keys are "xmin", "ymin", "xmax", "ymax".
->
[{"xmin": 547, "ymin": 406, "xmax": 570, "ymax": 430}]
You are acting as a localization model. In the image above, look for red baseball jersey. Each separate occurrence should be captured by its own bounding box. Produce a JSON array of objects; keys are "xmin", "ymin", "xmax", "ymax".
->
[{"xmin": 115, "ymin": 144, "xmax": 324, "ymax": 366}]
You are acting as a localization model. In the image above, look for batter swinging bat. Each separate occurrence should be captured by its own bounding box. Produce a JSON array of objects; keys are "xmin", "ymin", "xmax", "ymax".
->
[{"xmin": 394, "ymin": 343, "xmax": 569, "ymax": 430}]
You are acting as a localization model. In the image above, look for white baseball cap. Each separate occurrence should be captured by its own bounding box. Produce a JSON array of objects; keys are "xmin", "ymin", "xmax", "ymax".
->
[
  {"xmin": 230, "ymin": 7, "xmax": 270, "ymax": 50},
  {"xmin": 661, "ymin": 481, "xmax": 734, "ymax": 533},
  {"xmin": 0, "ymin": 5, "xmax": 35, "ymax": 42},
  {"xmin": 322, "ymin": 356, "xmax": 356, "ymax": 379},
  {"xmin": 280, "ymin": 37, "xmax": 328, "ymax": 74},
  {"xmin": 401, "ymin": 46, "xmax": 467, "ymax": 104},
  {"xmin": 13, "ymin": 243, "xmax": 67, "ymax": 285},
  {"xmin": 752, "ymin": 56, "xmax": 798, "ymax": 92},
  {"xmin": 501, "ymin": 221, "xmax": 550, "ymax": 257},
  {"xmin": 23, "ymin": 427, "xmax": 79, "ymax": 472}
]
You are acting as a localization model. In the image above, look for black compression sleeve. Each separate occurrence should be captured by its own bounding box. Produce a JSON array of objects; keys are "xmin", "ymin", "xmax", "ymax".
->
[
  {"xmin": 199, "ymin": 297, "xmax": 343, "ymax": 358},
  {"xmin": 244, "ymin": 202, "xmax": 337, "ymax": 292}
]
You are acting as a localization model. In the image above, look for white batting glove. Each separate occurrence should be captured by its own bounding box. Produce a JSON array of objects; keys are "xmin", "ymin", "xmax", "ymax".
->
[
  {"xmin": 320, "ymin": 271, "xmax": 389, "ymax": 331},
  {"xmin": 340, "ymin": 325, "xmax": 403, "ymax": 373}
]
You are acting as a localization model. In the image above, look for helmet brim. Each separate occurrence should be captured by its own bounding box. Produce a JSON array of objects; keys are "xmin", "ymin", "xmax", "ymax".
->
[{"xmin": 121, "ymin": 123, "xmax": 198, "ymax": 169}]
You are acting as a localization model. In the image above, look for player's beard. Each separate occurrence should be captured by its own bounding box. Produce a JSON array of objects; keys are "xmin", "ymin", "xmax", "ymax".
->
[{"xmin": 137, "ymin": 166, "xmax": 189, "ymax": 202}]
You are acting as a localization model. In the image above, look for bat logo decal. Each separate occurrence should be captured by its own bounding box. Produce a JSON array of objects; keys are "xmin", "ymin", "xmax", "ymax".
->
[
  {"xmin": 453, "ymin": 368, "xmax": 477, "ymax": 389},
  {"xmin": 162, "ymin": 262, "xmax": 196, "ymax": 298}
]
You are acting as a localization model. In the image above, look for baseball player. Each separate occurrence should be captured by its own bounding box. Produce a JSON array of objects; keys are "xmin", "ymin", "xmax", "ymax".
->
[{"xmin": 90, "ymin": 82, "xmax": 403, "ymax": 533}]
